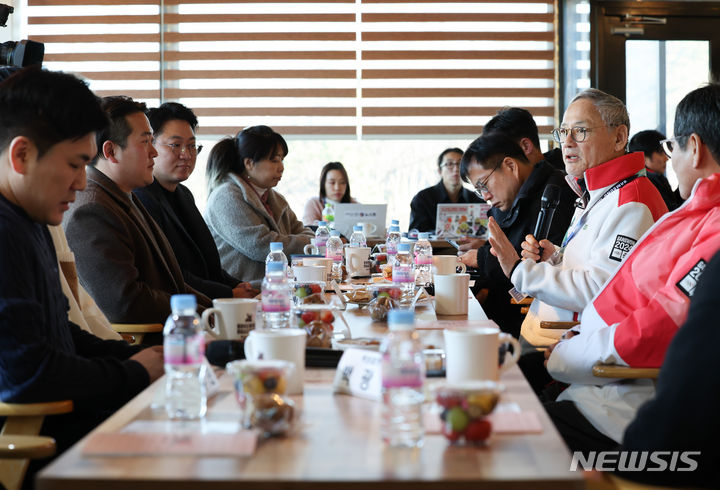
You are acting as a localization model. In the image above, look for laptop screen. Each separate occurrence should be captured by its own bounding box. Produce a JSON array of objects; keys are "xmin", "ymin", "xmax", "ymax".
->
[{"xmin": 333, "ymin": 203, "xmax": 387, "ymax": 238}]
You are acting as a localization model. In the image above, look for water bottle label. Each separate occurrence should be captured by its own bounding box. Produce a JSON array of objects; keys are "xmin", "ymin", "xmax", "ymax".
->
[
  {"xmin": 414, "ymin": 256, "xmax": 432, "ymax": 265},
  {"xmin": 387, "ymin": 243, "xmax": 397, "ymax": 255},
  {"xmin": 315, "ymin": 238, "xmax": 328, "ymax": 247},
  {"xmin": 262, "ymin": 291, "xmax": 291, "ymax": 312},
  {"xmin": 382, "ymin": 365, "xmax": 423, "ymax": 389},
  {"xmin": 164, "ymin": 334, "xmax": 205, "ymax": 365},
  {"xmin": 392, "ymin": 267, "xmax": 414, "ymax": 283}
]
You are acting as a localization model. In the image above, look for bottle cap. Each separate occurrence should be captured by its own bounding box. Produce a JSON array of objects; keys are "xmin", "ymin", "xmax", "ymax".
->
[
  {"xmin": 389, "ymin": 225, "xmax": 400, "ymax": 232},
  {"xmin": 269, "ymin": 242, "xmax": 283, "ymax": 252},
  {"xmin": 318, "ymin": 221, "xmax": 327, "ymax": 226},
  {"xmin": 398, "ymin": 243, "xmax": 411, "ymax": 252},
  {"xmin": 330, "ymin": 230, "xmax": 341, "ymax": 237},
  {"xmin": 418, "ymin": 232, "xmax": 430, "ymax": 240},
  {"xmin": 353, "ymin": 225, "xmax": 362, "ymax": 231},
  {"xmin": 266, "ymin": 262, "xmax": 285, "ymax": 273},
  {"xmin": 391, "ymin": 219, "xmax": 400, "ymax": 225},
  {"xmin": 388, "ymin": 309, "xmax": 414, "ymax": 329},
  {"xmin": 170, "ymin": 294, "xmax": 196, "ymax": 312}
]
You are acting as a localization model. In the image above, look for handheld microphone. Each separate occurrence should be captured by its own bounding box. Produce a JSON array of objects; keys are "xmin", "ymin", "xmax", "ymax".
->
[
  {"xmin": 205, "ymin": 340, "xmax": 246, "ymax": 367},
  {"xmin": 533, "ymin": 184, "xmax": 561, "ymax": 259}
]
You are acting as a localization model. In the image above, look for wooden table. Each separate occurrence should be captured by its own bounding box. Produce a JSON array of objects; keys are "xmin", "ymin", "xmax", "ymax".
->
[{"xmin": 37, "ymin": 296, "xmax": 585, "ymax": 490}]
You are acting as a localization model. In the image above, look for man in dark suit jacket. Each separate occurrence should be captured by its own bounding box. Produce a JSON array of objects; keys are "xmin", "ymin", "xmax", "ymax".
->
[
  {"xmin": 135, "ymin": 103, "xmax": 256, "ymax": 300},
  {"xmin": 629, "ymin": 129, "xmax": 682, "ymax": 211},
  {"xmin": 63, "ymin": 96, "xmax": 211, "ymax": 324}
]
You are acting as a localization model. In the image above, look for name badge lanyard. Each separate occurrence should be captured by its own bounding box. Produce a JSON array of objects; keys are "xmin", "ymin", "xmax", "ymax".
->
[{"xmin": 561, "ymin": 173, "xmax": 641, "ymax": 248}]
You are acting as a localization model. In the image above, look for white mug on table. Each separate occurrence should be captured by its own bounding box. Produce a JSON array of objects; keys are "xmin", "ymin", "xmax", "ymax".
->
[
  {"xmin": 303, "ymin": 257, "xmax": 334, "ymax": 282},
  {"xmin": 444, "ymin": 327, "xmax": 520, "ymax": 382},
  {"xmin": 244, "ymin": 328, "xmax": 306, "ymax": 395},
  {"xmin": 432, "ymin": 255, "xmax": 467, "ymax": 276},
  {"xmin": 434, "ymin": 273, "xmax": 470, "ymax": 315},
  {"xmin": 345, "ymin": 246, "xmax": 371, "ymax": 277},
  {"xmin": 357, "ymin": 222, "xmax": 377, "ymax": 237},
  {"xmin": 303, "ymin": 238, "xmax": 320, "ymax": 255},
  {"xmin": 201, "ymin": 298, "xmax": 258, "ymax": 341},
  {"xmin": 292, "ymin": 265, "xmax": 326, "ymax": 283}
]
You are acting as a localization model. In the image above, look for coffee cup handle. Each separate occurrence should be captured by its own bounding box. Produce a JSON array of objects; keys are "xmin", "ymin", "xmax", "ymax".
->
[
  {"xmin": 243, "ymin": 335, "xmax": 254, "ymax": 359},
  {"xmin": 368, "ymin": 223, "xmax": 377, "ymax": 235},
  {"xmin": 456, "ymin": 262, "xmax": 467, "ymax": 274},
  {"xmin": 200, "ymin": 308, "xmax": 221, "ymax": 338},
  {"xmin": 303, "ymin": 244, "xmax": 314, "ymax": 255},
  {"xmin": 498, "ymin": 333, "xmax": 521, "ymax": 375}
]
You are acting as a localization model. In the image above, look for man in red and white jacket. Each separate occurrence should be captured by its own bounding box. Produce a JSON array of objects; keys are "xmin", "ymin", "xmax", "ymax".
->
[{"xmin": 541, "ymin": 83, "xmax": 720, "ymax": 451}]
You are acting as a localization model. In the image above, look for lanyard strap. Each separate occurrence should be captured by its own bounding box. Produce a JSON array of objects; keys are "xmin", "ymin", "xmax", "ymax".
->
[{"xmin": 561, "ymin": 173, "xmax": 641, "ymax": 248}]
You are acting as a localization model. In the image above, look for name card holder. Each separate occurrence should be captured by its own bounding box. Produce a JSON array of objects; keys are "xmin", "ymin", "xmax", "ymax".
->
[{"xmin": 332, "ymin": 348, "xmax": 382, "ymax": 401}]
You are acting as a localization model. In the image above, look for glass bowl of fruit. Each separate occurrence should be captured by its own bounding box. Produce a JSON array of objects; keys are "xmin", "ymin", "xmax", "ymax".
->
[
  {"xmin": 434, "ymin": 381, "xmax": 504, "ymax": 445},
  {"xmin": 292, "ymin": 281, "xmax": 327, "ymax": 305},
  {"xmin": 226, "ymin": 359, "xmax": 296, "ymax": 435},
  {"xmin": 366, "ymin": 284, "xmax": 403, "ymax": 321},
  {"xmin": 292, "ymin": 304, "xmax": 345, "ymax": 348}
]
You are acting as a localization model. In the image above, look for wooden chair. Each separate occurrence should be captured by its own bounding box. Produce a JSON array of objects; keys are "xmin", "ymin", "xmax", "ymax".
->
[
  {"xmin": 510, "ymin": 296, "xmax": 533, "ymax": 315},
  {"xmin": 0, "ymin": 400, "xmax": 73, "ymax": 490},
  {"xmin": 111, "ymin": 323, "xmax": 163, "ymax": 345},
  {"xmin": 592, "ymin": 364, "xmax": 660, "ymax": 381},
  {"xmin": 540, "ymin": 320, "xmax": 580, "ymax": 330}
]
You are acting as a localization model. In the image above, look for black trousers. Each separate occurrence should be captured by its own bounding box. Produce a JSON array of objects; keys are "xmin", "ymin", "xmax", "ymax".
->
[{"xmin": 544, "ymin": 400, "xmax": 619, "ymax": 454}]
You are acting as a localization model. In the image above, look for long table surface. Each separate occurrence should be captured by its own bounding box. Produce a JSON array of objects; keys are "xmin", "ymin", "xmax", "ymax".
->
[{"xmin": 37, "ymin": 294, "xmax": 585, "ymax": 490}]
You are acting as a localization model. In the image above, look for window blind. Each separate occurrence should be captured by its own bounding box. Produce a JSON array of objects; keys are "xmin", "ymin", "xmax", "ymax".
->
[{"xmin": 27, "ymin": 0, "xmax": 556, "ymax": 138}]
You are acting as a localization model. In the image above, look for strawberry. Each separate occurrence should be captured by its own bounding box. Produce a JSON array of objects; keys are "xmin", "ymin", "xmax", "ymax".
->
[
  {"xmin": 320, "ymin": 311, "xmax": 335, "ymax": 324},
  {"xmin": 464, "ymin": 419, "xmax": 492, "ymax": 442},
  {"xmin": 301, "ymin": 312, "xmax": 317, "ymax": 325},
  {"xmin": 309, "ymin": 284, "xmax": 322, "ymax": 294}
]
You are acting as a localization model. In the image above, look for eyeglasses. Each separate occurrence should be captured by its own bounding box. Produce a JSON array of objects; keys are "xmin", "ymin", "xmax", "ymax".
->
[
  {"xmin": 440, "ymin": 161, "xmax": 461, "ymax": 169},
  {"xmin": 474, "ymin": 161, "xmax": 502, "ymax": 194},
  {"xmin": 158, "ymin": 142, "xmax": 203, "ymax": 156},
  {"xmin": 659, "ymin": 136, "xmax": 687, "ymax": 158},
  {"xmin": 551, "ymin": 126, "xmax": 609, "ymax": 143}
]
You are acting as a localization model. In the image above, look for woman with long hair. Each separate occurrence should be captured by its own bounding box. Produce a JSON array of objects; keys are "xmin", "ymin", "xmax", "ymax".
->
[
  {"xmin": 204, "ymin": 125, "xmax": 314, "ymax": 287},
  {"xmin": 302, "ymin": 161, "xmax": 357, "ymax": 226}
]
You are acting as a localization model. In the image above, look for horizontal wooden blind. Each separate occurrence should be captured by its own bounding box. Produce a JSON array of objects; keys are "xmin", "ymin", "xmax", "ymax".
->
[{"xmin": 26, "ymin": 0, "xmax": 556, "ymax": 138}]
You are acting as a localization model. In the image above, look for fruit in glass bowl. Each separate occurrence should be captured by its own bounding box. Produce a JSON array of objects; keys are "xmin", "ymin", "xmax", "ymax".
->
[
  {"xmin": 292, "ymin": 281, "xmax": 326, "ymax": 305},
  {"xmin": 293, "ymin": 305, "xmax": 338, "ymax": 348},
  {"xmin": 434, "ymin": 381, "xmax": 503, "ymax": 444}
]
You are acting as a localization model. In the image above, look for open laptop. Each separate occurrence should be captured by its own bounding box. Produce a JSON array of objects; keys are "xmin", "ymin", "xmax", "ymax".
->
[{"xmin": 333, "ymin": 203, "xmax": 387, "ymax": 239}]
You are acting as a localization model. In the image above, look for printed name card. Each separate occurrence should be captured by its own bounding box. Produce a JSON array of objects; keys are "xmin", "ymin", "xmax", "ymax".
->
[{"xmin": 332, "ymin": 348, "xmax": 382, "ymax": 401}]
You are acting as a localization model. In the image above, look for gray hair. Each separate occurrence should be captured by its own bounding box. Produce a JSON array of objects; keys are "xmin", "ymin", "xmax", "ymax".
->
[{"xmin": 571, "ymin": 88, "xmax": 630, "ymax": 135}]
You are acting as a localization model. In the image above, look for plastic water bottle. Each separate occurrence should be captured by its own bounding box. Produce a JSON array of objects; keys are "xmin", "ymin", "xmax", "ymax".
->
[
  {"xmin": 261, "ymin": 261, "xmax": 292, "ymax": 328},
  {"xmin": 265, "ymin": 241, "xmax": 292, "ymax": 279},
  {"xmin": 414, "ymin": 232, "xmax": 433, "ymax": 285},
  {"xmin": 386, "ymin": 225, "xmax": 401, "ymax": 259},
  {"xmin": 315, "ymin": 221, "xmax": 330, "ymax": 257},
  {"xmin": 326, "ymin": 230, "xmax": 344, "ymax": 282},
  {"xmin": 349, "ymin": 225, "xmax": 367, "ymax": 248},
  {"xmin": 380, "ymin": 310, "xmax": 424, "ymax": 447},
  {"xmin": 322, "ymin": 202, "xmax": 335, "ymax": 229},
  {"xmin": 392, "ymin": 242, "xmax": 415, "ymax": 299},
  {"xmin": 386, "ymin": 219, "xmax": 400, "ymax": 239},
  {"xmin": 164, "ymin": 294, "xmax": 207, "ymax": 420}
]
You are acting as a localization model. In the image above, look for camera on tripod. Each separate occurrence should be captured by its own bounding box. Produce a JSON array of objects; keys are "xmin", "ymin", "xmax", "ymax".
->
[{"xmin": 0, "ymin": 4, "xmax": 44, "ymax": 68}]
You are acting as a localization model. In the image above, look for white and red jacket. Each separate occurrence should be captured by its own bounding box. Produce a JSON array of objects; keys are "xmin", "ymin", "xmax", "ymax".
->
[
  {"xmin": 515, "ymin": 152, "xmax": 667, "ymax": 349},
  {"xmin": 548, "ymin": 173, "xmax": 720, "ymax": 442}
]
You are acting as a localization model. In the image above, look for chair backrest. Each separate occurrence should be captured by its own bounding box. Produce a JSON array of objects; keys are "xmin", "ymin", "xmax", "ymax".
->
[{"xmin": 0, "ymin": 400, "xmax": 73, "ymax": 490}]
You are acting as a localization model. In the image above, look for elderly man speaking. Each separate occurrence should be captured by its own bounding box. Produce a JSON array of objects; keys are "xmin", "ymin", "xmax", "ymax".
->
[{"xmin": 488, "ymin": 89, "xmax": 667, "ymax": 391}]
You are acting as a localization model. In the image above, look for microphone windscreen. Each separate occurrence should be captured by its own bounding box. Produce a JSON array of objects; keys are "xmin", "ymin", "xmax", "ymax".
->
[
  {"xmin": 541, "ymin": 184, "xmax": 561, "ymax": 209},
  {"xmin": 206, "ymin": 340, "xmax": 246, "ymax": 367}
]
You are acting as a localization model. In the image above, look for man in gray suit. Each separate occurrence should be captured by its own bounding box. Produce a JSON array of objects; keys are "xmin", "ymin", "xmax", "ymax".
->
[{"xmin": 64, "ymin": 96, "xmax": 211, "ymax": 324}]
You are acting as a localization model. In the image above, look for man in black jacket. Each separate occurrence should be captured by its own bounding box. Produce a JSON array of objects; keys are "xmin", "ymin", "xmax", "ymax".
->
[
  {"xmin": 135, "ymin": 102, "xmax": 257, "ymax": 300},
  {"xmin": 458, "ymin": 132, "xmax": 575, "ymax": 337}
]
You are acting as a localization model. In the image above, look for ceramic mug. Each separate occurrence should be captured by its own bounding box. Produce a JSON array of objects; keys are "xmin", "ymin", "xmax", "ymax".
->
[
  {"xmin": 434, "ymin": 273, "xmax": 470, "ymax": 315},
  {"xmin": 358, "ymin": 222, "xmax": 378, "ymax": 237},
  {"xmin": 432, "ymin": 255, "xmax": 467, "ymax": 276},
  {"xmin": 303, "ymin": 257, "xmax": 334, "ymax": 282},
  {"xmin": 201, "ymin": 298, "xmax": 258, "ymax": 340},
  {"xmin": 345, "ymin": 246, "xmax": 372, "ymax": 277},
  {"xmin": 244, "ymin": 328, "xmax": 306, "ymax": 395},
  {"xmin": 444, "ymin": 327, "xmax": 520, "ymax": 382}
]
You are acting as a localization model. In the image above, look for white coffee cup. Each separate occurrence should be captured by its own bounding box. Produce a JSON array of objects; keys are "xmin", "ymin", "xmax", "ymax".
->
[
  {"xmin": 201, "ymin": 298, "xmax": 258, "ymax": 340},
  {"xmin": 345, "ymin": 246, "xmax": 371, "ymax": 277},
  {"xmin": 303, "ymin": 238, "xmax": 320, "ymax": 255},
  {"xmin": 358, "ymin": 222, "xmax": 377, "ymax": 237},
  {"xmin": 292, "ymin": 265, "xmax": 326, "ymax": 283},
  {"xmin": 303, "ymin": 257, "xmax": 334, "ymax": 282},
  {"xmin": 434, "ymin": 273, "xmax": 470, "ymax": 315},
  {"xmin": 244, "ymin": 328, "xmax": 306, "ymax": 395},
  {"xmin": 432, "ymin": 255, "xmax": 467, "ymax": 276},
  {"xmin": 444, "ymin": 327, "xmax": 520, "ymax": 382}
]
